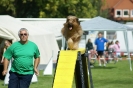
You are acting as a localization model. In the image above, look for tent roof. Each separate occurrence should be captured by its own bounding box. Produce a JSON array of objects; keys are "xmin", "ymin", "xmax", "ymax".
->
[{"xmin": 81, "ymin": 16, "xmax": 132, "ymax": 31}]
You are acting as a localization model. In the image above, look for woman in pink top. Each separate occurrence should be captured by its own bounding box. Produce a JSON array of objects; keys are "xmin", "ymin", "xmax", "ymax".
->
[
  {"xmin": 114, "ymin": 41, "xmax": 120, "ymax": 53},
  {"xmin": 109, "ymin": 41, "xmax": 115, "ymax": 49},
  {"xmin": 114, "ymin": 40, "xmax": 121, "ymax": 61},
  {"xmin": 108, "ymin": 41, "xmax": 115, "ymax": 62}
]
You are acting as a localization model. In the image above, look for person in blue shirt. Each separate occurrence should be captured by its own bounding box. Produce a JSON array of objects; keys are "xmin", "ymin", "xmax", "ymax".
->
[{"xmin": 95, "ymin": 32, "xmax": 108, "ymax": 66}]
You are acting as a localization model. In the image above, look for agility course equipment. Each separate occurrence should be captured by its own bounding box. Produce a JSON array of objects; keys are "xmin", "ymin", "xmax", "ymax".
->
[
  {"xmin": 43, "ymin": 50, "xmax": 54, "ymax": 75},
  {"xmin": 52, "ymin": 48, "xmax": 93, "ymax": 88}
]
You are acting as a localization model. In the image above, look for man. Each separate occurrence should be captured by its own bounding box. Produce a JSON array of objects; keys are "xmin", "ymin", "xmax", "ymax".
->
[
  {"xmin": 95, "ymin": 32, "xmax": 108, "ymax": 66},
  {"xmin": 2, "ymin": 28, "xmax": 40, "ymax": 88}
]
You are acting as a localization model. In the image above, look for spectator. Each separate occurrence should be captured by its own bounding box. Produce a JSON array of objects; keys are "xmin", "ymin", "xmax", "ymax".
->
[
  {"xmin": 104, "ymin": 42, "xmax": 110, "ymax": 60},
  {"xmin": 95, "ymin": 32, "xmax": 108, "ymax": 66},
  {"xmin": 108, "ymin": 41, "xmax": 116, "ymax": 62},
  {"xmin": 0, "ymin": 40, "xmax": 11, "ymax": 80},
  {"xmin": 114, "ymin": 40, "xmax": 121, "ymax": 61},
  {"xmin": 2, "ymin": 28, "xmax": 40, "ymax": 88},
  {"xmin": 105, "ymin": 42, "xmax": 110, "ymax": 51},
  {"xmin": 108, "ymin": 41, "xmax": 115, "ymax": 55},
  {"xmin": 86, "ymin": 39, "xmax": 97, "ymax": 67},
  {"xmin": 1, "ymin": 40, "xmax": 12, "ymax": 63}
]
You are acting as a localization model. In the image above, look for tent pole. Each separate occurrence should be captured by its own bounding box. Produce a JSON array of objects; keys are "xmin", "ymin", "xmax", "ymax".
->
[
  {"xmin": 124, "ymin": 30, "xmax": 132, "ymax": 71},
  {"xmin": 61, "ymin": 36, "xmax": 65, "ymax": 50}
]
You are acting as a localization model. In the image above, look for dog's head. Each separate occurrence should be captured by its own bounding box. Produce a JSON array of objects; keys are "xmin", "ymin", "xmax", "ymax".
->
[{"xmin": 64, "ymin": 16, "xmax": 80, "ymax": 30}]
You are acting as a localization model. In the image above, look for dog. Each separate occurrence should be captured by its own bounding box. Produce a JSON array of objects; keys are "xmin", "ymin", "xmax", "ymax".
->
[{"xmin": 61, "ymin": 16, "xmax": 83, "ymax": 50}]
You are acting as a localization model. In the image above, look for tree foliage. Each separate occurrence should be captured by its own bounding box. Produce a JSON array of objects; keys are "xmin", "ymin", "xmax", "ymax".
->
[
  {"xmin": 0, "ymin": 0, "xmax": 104, "ymax": 18},
  {"xmin": 0, "ymin": 0, "xmax": 15, "ymax": 16}
]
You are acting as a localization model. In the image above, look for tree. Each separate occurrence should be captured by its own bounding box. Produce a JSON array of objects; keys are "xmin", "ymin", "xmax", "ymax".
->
[
  {"xmin": 15, "ymin": 0, "xmax": 40, "ymax": 18},
  {"xmin": 0, "ymin": 0, "xmax": 104, "ymax": 18},
  {"xmin": 92, "ymin": 0, "xmax": 110, "ymax": 18},
  {"xmin": 0, "ymin": 0, "xmax": 15, "ymax": 16},
  {"xmin": 38, "ymin": 0, "xmax": 98, "ymax": 18}
]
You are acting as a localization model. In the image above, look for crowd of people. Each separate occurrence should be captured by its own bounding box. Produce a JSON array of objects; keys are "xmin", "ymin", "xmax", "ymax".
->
[{"xmin": 86, "ymin": 32, "xmax": 122, "ymax": 67}]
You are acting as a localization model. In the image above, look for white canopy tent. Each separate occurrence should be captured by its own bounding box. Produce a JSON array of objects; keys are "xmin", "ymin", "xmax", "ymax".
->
[
  {"xmin": 81, "ymin": 16, "xmax": 132, "ymax": 71},
  {"xmin": 80, "ymin": 16, "xmax": 133, "ymax": 71},
  {"xmin": 0, "ymin": 15, "xmax": 59, "ymax": 65}
]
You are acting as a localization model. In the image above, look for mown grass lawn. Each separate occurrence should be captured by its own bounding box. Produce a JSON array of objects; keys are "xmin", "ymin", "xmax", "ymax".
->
[
  {"xmin": 0, "ymin": 60, "xmax": 133, "ymax": 88},
  {"xmin": 91, "ymin": 60, "xmax": 133, "ymax": 88}
]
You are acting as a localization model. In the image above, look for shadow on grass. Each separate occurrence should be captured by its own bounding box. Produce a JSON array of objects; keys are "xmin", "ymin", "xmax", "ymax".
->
[{"xmin": 91, "ymin": 66, "xmax": 116, "ymax": 69}]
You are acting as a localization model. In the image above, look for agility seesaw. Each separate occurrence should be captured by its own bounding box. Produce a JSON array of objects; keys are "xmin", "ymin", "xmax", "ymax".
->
[{"xmin": 52, "ymin": 48, "xmax": 94, "ymax": 88}]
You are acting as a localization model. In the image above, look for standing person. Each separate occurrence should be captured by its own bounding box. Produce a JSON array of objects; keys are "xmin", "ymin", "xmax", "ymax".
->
[
  {"xmin": 0, "ymin": 40, "xmax": 11, "ymax": 80},
  {"xmin": 108, "ymin": 41, "xmax": 116, "ymax": 62},
  {"xmin": 1, "ymin": 40, "xmax": 12, "ymax": 63},
  {"xmin": 86, "ymin": 39, "xmax": 94, "ymax": 59},
  {"xmin": 2, "ymin": 28, "xmax": 40, "ymax": 88},
  {"xmin": 86, "ymin": 39, "xmax": 97, "ymax": 67},
  {"xmin": 108, "ymin": 41, "xmax": 115, "ymax": 55},
  {"xmin": 104, "ymin": 42, "xmax": 110, "ymax": 61},
  {"xmin": 95, "ymin": 32, "xmax": 108, "ymax": 66},
  {"xmin": 114, "ymin": 40, "xmax": 121, "ymax": 61}
]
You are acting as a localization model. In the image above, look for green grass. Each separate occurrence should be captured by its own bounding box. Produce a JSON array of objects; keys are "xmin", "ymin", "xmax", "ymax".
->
[
  {"xmin": 0, "ymin": 60, "xmax": 133, "ymax": 88},
  {"xmin": 91, "ymin": 60, "xmax": 133, "ymax": 88}
]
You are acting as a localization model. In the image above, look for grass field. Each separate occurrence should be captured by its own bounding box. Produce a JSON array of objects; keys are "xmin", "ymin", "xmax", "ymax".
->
[{"xmin": 0, "ymin": 60, "xmax": 133, "ymax": 88}]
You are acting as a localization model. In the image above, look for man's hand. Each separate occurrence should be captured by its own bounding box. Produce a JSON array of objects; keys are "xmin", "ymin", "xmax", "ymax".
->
[
  {"xmin": 34, "ymin": 68, "xmax": 39, "ymax": 76},
  {"xmin": 34, "ymin": 57, "xmax": 40, "ymax": 76},
  {"xmin": 2, "ymin": 70, "xmax": 7, "ymax": 76}
]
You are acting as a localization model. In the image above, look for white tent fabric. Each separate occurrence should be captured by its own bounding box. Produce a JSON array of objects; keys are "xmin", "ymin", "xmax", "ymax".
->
[
  {"xmin": 20, "ymin": 20, "xmax": 65, "ymax": 40},
  {"xmin": 16, "ymin": 18, "xmax": 91, "ymax": 40},
  {"xmin": 81, "ymin": 16, "xmax": 132, "ymax": 31},
  {"xmin": 81, "ymin": 16, "xmax": 132, "ymax": 71},
  {"xmin": 116, "ymin": 31, "xmax": 133, "ymax": 52},
  {"xmin": 0, "ymin": 15, "xmax": 59, "ymax": 65}
]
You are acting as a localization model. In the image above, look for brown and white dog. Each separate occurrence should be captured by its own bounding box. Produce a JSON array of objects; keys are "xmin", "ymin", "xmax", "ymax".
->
[{"xmin": 61, "ymin": 16, "xmax": 83, "ymax": 50}]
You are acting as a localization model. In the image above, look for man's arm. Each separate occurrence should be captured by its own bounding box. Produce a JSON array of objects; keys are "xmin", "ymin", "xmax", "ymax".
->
[
  {"xmin": 2, "ymin": 58, "xmax": 10, "ymax": 75},
  {"xmin": 34, "ymin": 57, "xmax": 40, "ymax": 75}
]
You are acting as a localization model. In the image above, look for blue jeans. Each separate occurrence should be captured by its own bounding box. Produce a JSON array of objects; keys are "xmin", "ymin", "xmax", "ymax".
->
[{"xmin": 8, "ymin": 71, "xmax": 33, "ymax": 88}]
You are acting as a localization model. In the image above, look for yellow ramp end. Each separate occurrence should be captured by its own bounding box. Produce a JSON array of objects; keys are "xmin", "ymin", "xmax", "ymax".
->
[{"xmin": 53, "ymin": 48, "xmax": 85, "ymax": 88}]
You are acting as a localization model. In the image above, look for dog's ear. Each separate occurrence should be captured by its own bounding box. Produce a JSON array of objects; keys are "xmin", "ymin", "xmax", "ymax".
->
[
  {"xmin": 76, "ymin": 18, "xmax": 80, "ymax": 25},
  {"xmin": 66, "ymin": 16, "xmax": 69, "ymax": 23}
]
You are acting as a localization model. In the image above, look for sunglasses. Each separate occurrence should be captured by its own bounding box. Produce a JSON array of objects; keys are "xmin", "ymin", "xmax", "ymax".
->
[{"xmin": 20, "ymin": 33, "xmax": 27, "ymax": 36}]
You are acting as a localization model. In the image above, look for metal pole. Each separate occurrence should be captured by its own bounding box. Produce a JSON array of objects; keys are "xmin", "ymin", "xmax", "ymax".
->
[
  {"xmin": 85, "ymin": 49, "xmax": 94, "ymax": 88},
  {"xmin": 124, "ymin": 30, "xmax": 132, "ymax": 71}
]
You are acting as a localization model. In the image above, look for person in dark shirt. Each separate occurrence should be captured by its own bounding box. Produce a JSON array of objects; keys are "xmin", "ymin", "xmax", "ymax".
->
[
  {"xmin": 86, "ymin": 39, "xmax": 93, "ymax": 51},
  {"xmin": 86, "ymin": 39, "xmax": 97, "ymax": 67}
]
